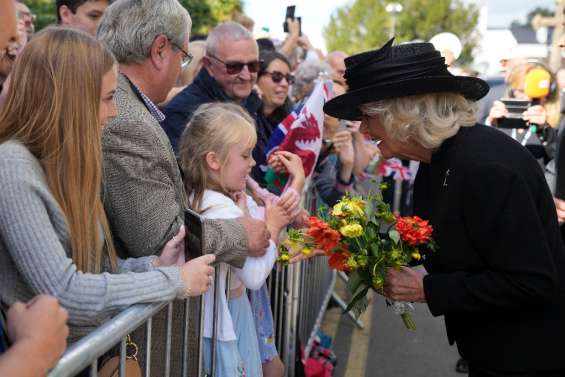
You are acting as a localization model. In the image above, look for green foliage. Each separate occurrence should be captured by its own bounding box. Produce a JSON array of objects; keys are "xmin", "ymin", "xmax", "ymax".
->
[
  {"xmin": 26, "ymin": 0, "xmax": 56, "ymax": 31},
  {"xmin": 323, "ymin": 0, "xmax": 480, "ymax": 64},
  {"xmin": 27, "ymin": 0, "xmax": 243, "ymax": 35}
]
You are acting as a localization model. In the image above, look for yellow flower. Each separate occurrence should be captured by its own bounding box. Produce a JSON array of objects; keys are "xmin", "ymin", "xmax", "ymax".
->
[
  {"xmin": 411, "ymin": 251, "xmax": 421, "ymax": 261},
  {"xmin": 345, "ymin": 256, "xmax": 359, "ymax": 269},
  {"xmin": 349, "ymin": 198, "xmax": 365, "ymax": 217},
  {"xmin": 332, "ymin": 201, "xmax": 346, "ymax": 217},
  {"xmin": 372, "ymin": 276, "xmax": 384, "ymax": 289},
  {"xmin": 279, "ymin": 254, "xmax": 290, "ymax": 262},
  {"xmin": 302, "ymin": 247, "xmax": 312, "ymax": 256},
  {"xmin": 340, "ymin": 223, "xmax": 364, "ymax": 238}
]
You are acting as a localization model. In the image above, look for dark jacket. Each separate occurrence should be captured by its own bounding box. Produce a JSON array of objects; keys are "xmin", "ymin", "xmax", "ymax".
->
[
  {"xmin": 162, "ymin": 69, "xmax": 273, "ymax": 183},
  {"xmin": 415, "ymin": 125, "xmax": 565, "ymax": 373}
]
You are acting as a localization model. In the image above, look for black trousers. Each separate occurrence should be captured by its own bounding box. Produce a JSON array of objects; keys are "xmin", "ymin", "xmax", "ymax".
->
[{"xmin": 469, "ymin": 365, "xmax": 565, "ymax": 377}]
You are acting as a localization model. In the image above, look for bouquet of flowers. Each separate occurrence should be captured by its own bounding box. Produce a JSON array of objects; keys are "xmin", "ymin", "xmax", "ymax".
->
[{"xmin": 278, "ymin": 185, "xmax": 436, "ymax": 329}]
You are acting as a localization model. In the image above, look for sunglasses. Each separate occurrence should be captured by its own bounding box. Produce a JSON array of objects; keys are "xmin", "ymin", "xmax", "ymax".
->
[
  {"xmin": 208, "ymin": 55, "xmax": 262, "ymax": 74},
  {"xmin": 263, "ymin": 71, "xmax": 295, "ymax": 84}
]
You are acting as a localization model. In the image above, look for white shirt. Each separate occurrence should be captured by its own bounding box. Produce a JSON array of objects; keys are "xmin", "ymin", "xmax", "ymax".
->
[{"xmin": 197, "ymin": 190, "xmax": 277, "ymax": 341}]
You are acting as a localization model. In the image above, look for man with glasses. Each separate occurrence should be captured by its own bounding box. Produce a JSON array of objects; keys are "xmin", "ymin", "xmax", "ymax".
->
[{"xmin": 162, "ymin": 21, "xmax": 263, "ymax": 156}]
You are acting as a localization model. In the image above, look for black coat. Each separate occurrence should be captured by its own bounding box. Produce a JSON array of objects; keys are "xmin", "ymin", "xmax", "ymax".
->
[{"xmin": 414, "ymin": 125, "xmax": 565, "ymax": 373}]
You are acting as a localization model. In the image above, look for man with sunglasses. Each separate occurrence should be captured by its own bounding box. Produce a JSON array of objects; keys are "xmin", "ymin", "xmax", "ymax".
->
[{"xmin": 162, "ymin": 21, "xmax": 263, "ymax": 155}]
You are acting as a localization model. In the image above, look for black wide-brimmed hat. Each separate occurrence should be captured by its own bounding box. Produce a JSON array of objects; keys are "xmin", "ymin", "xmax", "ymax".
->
[{"xmin": 324, "ymin": 38, "xmax": 489, "ymax": 120}]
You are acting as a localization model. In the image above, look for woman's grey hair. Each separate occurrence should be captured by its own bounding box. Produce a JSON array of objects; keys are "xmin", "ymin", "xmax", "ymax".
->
[
  {"xmin": 97, "ymin": 0, "xmax": 191, "ymax": 65},
  {"xmin": 360, "ymin": 93, "xmax": 478, "ymax": 149},
  {"xmin": 206, "ymin": 21, "xmax": 256, "ymax": 58},
  {"xmin": 292, "ymin": 60, "xmax": 331, "ymax": 100}
]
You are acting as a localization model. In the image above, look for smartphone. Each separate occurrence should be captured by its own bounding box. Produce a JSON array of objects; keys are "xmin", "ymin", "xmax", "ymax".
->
[
  {"xmin": 184, "ymin": 208, "xmax": 203, "ymax": 261},
  {"xmin": 297, "ymin": 16, "xmax": 302, "ymax": 36},
  {"xmin": 283, "ymin": 5, "xmax": 295, "ymax": 33}
]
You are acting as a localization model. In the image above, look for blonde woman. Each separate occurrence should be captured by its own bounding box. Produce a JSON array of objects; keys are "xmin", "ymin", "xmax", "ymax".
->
[{"xmin": 0, "ymin": 27, "xmax": 215, "ymax": 342}]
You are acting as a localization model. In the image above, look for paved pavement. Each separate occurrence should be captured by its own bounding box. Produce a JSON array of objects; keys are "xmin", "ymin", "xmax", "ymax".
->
[{"xmin": 321, "ymin": 270, "xmax": 463, "ymax": 377}]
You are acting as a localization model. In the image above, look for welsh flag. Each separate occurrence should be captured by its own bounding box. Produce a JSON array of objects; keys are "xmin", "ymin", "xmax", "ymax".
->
[{"xmin": 263, "ymin": 81, "xmax": 333, "ymax": 191}]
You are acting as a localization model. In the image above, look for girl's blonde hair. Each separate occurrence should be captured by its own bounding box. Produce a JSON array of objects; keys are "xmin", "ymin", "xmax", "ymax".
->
[
  {"xmin": 360, "ymin": 92, "xmax": 477, "ymax": 150},
  {"xmin": 179, "ymin": 102, "xmax": 257, "ymax": 211},
  {"xmin": 0, "ymin": 27, "xmax": 118, "ymax": 273}
]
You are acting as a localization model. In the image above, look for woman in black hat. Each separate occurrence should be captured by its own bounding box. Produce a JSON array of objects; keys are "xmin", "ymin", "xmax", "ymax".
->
[{"xmin": 324, "ymin": 39, "xmax": 565, "ymax": 377}]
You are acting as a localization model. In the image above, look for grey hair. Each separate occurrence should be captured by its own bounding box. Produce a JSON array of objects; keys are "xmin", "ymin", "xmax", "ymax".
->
[
  {"xmin": 97, "ymin": 0, "xmax": 191, "ymax": 65},
  {"xmin": 360, "ymin": 93, "xmax": 477, "ymax": 149},
  {"xmin": 206, "ymin": 21, "xmax": 256, "ymax": 57},
  {"xmin": 292, "ymin": 60, "xmax": 331, "ymax": 99}
]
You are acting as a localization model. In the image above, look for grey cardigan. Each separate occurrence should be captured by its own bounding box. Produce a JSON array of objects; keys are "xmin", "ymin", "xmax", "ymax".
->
[{"xmin": 0, "ymin": 140, "xmax": 185, "ymax": 341}]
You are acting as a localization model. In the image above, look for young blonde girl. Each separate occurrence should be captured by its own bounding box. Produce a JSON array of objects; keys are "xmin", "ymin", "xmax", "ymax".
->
[{"xmin": 179, "ymin": 102, "xmax": 295, "ymax": 377}]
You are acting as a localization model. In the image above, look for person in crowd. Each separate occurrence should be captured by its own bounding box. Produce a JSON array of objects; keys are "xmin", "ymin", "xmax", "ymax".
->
[
  {"xmin": 97, "ymin": 2, "xmax": 269, "ymax": 374},
  {"xmin": 0, "ymin": 7, "xmax": 69, "ymax": 377},
  {"xmin": 233, "ymin": 12, "xmax": 254, "ymax": 33},
  {"xmin": 256, "ymin": 50, "xmax": 294, "ymax": 129},
  {"xmin": 15, "ymin": 1, "xmax": 34, "ymax": 40},
  {"xmin": 179, "ymin": 102, "xmax": 296, "ymax": 377},
  {"xmin": 160, "ymin": 40, "xmax": 206, "ymax": 108},
  {"xmin": 291, "ymin": 59, "xmax": 331, "ymax": 104},
  {"xmin": 163, "ymin": 21, "xmax": 274, "ymax": 180},
  {"xmin": 0, "ymin": 10, "xmax": 27, "ymax": 105},
  {"xmin": 326, "ymin": 51, "xmax": 348, "ymax": 87},
  {"xmin": 486, "ymin": 61, "xmax": 560, "ymax": 164},
  {"xmin": 325, "ymin": 38, "xmax": 565, "ymax": 377},
  {"xmin": 0, "ymin": 26, "xmax": 216, "ymax": 343},
  {"xmin": 57, "ymin": 0, "xmax": 111, "ymax": 35},
  {"xmin": 0, "ymin": 296, "xmax": 69, "ymax": 377}
]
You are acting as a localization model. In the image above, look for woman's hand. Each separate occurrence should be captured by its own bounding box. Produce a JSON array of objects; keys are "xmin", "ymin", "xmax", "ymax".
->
[
  {"xmin": 265, "ymin": 198, "xmax": 292, "ymax": 243},
  {"xmin": 554, "ymin": 197, "xmax": 565, "ymax": 224},
  {"xmin": 522, "ymin": 105, "xmax": 547, "ymax": 127},
  {"xmin": 179, "ymin": 254, "xmax": 215, "ymax": 297},
  {"xmin": 383, "ymin": 267, "xmax": 426, "ymax": 302},
  {"xmin": 154, "ymin": 226, "xmax": 186, "ymax": 267},
  {"xmin": 487, "ymin": 100, "xmax": 508, "ymax": 126},
  {"xmin": 332, "ymin": 130, "xmax": 355, "ymax": 168}
]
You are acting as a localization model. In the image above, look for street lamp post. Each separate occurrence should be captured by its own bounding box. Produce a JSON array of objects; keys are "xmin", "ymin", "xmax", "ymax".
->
[{"xmin": 385, "ymin": 2, "xmax": 404, "ymax": 38}]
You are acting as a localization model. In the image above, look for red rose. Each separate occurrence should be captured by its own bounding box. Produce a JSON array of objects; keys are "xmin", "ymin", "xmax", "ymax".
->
[{"xmin": 395, "ymin": 216, "xmax": 433, "ymax": 246}]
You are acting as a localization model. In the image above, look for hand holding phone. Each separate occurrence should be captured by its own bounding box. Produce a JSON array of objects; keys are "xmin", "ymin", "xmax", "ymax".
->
[{"xmin": 283, "ymin": 5, "xmax": 295, "ymax": 33}]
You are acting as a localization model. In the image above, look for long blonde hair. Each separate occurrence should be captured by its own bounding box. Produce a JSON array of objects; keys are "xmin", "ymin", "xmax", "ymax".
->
[
  {"xmin": 179, "ymin": 102, "xmax": 257, "ymax": 212},
  {"xmin": 0, "ymin": 27, "xmax": 118, "ymax": 273}
]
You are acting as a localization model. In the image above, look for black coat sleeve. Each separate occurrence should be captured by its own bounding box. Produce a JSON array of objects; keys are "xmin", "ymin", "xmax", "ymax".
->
[{"xmin": 424, "ymin": 163, "xmax": 559, "ymax": 316}]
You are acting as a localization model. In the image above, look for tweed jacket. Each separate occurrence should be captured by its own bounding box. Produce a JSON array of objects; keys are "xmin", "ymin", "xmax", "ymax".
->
[
  {"xmin": 102, "ymin": 74, "xmax": 249, "ymax": 376},
  {"xmin": 102, "ymin": 74, "xmax": 248, "ymax": 266}
]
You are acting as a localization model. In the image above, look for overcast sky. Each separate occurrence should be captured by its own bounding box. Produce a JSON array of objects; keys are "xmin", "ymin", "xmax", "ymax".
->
[{"xmin": 243, "ymin": 0, "xmax": 556, "ymax": 52}]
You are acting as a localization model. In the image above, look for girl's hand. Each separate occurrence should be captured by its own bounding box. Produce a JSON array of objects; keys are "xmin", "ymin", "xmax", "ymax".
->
[
  {"xmin": 522, "ymin": 105, "xmax": 547, "ymax": 127},
  {"xmin": 231, "ymin": 191, "xmax": 249, "ymax": 214},
  {"xmin": 155, "ymin": 225, "xmax": 186, "ymax": 267},
  {"xmin": 290, "ymin": 208, "xmax": 310, "ymax": 228},
  {"xmin": 265, "ymin": 198, "xmax": 291, "ymax": 242},
  {"xmin": 275, "ymin": 151, "xmax": 305, "ymax": 193},
  {"xmin": 268, "ymin": 154, "xmax": 286, "ymax": 174},
  {"xmin": 289, "ymin": 248, "xmax": 326, "ymax": 264}
]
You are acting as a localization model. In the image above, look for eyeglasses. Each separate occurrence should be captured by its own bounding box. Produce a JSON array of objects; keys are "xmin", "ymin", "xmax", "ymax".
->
[
  {"xmin": 169, "ymin": 41, "xmax": 193, "ymax": 68},
  {"xmin": 208, "ymin": 55, "xmax": 262, "ymax": 75},
  {"xmin": 262, "ymin": 71, "xmax": 295, "ymax": 84}
]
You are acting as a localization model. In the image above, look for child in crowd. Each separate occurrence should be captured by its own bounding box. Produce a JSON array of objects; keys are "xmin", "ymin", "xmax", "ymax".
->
[{"xmin": 179, "ymin": 102, "xmax": 304, "ymax": 377}]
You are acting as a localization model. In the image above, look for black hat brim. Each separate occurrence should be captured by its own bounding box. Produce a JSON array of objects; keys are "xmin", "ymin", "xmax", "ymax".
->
[{"xmin": 324, "ymin": 76, "xmax": 490, "ymax": 120}]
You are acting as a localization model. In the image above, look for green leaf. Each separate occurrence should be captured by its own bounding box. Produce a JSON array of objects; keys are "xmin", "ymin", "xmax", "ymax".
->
[
  {"xmin": 388, "ymin": 229, "xmax": 400, "ymax": 245},
  {"xmin": 343, "ymin": 286, "xmax": 370, "ymax": 318},
  {"xmin": 346, "ymin": 271, "xmax": 363, "ymax": 296},
  {"xmin": 370, "ymin": 243, "xmax": 380, "ymax": 258}
]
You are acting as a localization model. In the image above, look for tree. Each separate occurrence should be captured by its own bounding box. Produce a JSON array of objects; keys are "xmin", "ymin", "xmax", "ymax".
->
[
  {"xmin": 26, "ymin": 0, "xmax": 243, "ymax": 35},
  {"xmin": 324, "ymin": 0, "xmax": 479, "ymax": 65}
]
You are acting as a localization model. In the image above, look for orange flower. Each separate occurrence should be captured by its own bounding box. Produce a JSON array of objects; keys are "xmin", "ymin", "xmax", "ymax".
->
[
  {"xmin": 307, "ymin": 216, "xmax": 341, "ymax": 253},
  {"xmin": 328, "ymin": 248, "xmax": 351, "ymax": 272},
  {"xmin": 395, "ymin": 216, "xmax": 433, "ymax": 246}
]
